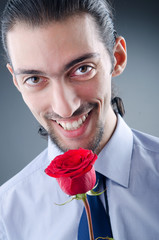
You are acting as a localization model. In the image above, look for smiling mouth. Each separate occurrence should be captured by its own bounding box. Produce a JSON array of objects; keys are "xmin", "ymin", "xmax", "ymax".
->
[{"xmin": 55, "ymin": 113, "xmax": 89, "ymax": 131}]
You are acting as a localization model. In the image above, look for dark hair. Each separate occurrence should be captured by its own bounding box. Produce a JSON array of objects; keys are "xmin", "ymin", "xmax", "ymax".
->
[
  {"xmin": 1, "ymin": 0, "xmax": 125, "ymax": 119},
  {"xmin": 1, "ymin": 0, "xmax": 117, "ymax": 62}
]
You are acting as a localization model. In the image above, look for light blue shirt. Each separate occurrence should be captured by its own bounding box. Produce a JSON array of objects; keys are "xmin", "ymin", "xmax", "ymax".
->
[{"xmin": 0, "ymin": 115, "xmax": 159, "ymax": 240}]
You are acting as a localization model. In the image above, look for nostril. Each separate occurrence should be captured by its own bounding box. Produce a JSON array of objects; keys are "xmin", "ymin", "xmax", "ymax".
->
[
  {"xmin": 50, "ymin": 81, "xmax": 81, "ymax": 118},
  {"xmin": 51, "ymin": 98, "xmax": 81, "ymax": 118}
]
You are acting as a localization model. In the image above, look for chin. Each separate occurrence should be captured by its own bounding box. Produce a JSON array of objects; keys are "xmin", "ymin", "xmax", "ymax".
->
[{"xmin": 49, "ymin": 124, "xmax": 104, "ymax": 154}]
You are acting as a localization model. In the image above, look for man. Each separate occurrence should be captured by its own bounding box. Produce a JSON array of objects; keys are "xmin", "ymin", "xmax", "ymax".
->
[{"xmin": 0, "ymin": 0, "xmax": 159, "ymax": 239}]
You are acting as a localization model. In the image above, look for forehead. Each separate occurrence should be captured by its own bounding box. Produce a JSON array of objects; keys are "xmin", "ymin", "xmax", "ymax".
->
[{"xmin": 7, "ymin": 14, "xmax": 106, "ymax": 72}]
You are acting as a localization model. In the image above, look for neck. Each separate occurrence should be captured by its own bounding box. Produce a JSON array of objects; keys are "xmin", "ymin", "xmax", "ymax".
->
[{"xmin": 96, "ymin": 109, "xmax": 117, "ymax": 155}]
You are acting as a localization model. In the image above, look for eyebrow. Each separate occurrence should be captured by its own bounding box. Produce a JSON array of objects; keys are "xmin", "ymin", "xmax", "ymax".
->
[
  {"xmin": 14, "ymin": 69, "xmax": 46, "ymax": 76},
  {"xmin": 64, "ymin": 52, "xmax": 100, "ymax": 71},
  {"xmin": 14, "ymin": 52, "xmax": 100, "ymax": 76}
]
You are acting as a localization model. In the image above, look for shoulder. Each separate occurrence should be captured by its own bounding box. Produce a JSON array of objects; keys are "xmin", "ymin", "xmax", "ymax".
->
[
  {"xmin": 132, "ymin": 129, "xmax": 159, "ymax": 153},
  {"xmin": 131, "ymin": 129, "xmax": 159, "ymax": 175},
  {"xmin": 0, "ymin": 147, "xmax": 49, "ymax": 199}
]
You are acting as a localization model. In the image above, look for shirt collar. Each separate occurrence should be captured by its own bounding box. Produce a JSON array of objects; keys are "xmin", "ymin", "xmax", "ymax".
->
[
  {"xmin": 94, "ymin": 115, "xmax": 133, "ymax": 188},
  {"xmin": 47, "ymin": 114, "xmax": 133, "ymax": 188}
]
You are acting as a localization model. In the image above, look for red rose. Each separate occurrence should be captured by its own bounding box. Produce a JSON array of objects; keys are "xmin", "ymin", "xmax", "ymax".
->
[{"xmin": 45, "ymin": 148, "xmax": 98, "ymax": 195}]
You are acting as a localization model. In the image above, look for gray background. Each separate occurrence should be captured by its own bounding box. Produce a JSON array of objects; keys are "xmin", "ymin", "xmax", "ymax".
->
[{"xmin": 0, "ymin": 0, "xmax": 159, "ymax": 185}]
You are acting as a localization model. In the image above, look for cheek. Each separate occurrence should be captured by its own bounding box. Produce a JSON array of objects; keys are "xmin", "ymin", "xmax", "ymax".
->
[
  {"xmin": 21, "ymin": 93, "xmax": 48, "ymax": 119},
  {"xmin": 79, "ymin": 73, "xmax": 111, "ymax": 104},
  {"xmin": 97, "ymin": 72, "xmax": 112, "ymax": 101}
]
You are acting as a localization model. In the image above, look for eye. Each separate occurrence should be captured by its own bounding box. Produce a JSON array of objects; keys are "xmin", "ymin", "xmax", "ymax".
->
[
  {"xmin": 71, "ymin": 65, "xmax": 93, "ymax": 77},
  {"xmin": 24, "ymin": 76, "xmax": 43, "ymax": 86}
]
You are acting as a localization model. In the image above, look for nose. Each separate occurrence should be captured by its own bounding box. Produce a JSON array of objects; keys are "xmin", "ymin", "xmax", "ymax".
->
[{"xmin": 50, "ymin": 80, "xmax": 80, "ymax": 118}]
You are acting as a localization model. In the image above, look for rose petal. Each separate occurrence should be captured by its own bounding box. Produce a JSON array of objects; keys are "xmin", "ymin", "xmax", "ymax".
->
[{"xmin": 45, "ymin": 149, "xmax": 98, "ymax": 195}]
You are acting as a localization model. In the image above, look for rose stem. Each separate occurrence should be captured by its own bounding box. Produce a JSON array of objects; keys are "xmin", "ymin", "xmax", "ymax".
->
[{"xmin": 82, "ymin": 196, "xmax": 94, "ymax": 240}]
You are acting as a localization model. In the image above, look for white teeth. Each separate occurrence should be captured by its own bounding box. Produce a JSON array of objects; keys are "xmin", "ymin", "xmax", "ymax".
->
[
  {"xmin": 60, "ymin": 122, "xmax": 66, "ymax": 130},
  {"xmin": 82, "ymin": 115, "xmax": 86, "ymax": 122},
  {"xmin": 78, "ymin": 118, "xmax": 82, "ymax": 125},
  {"xmin": 66, "ymin": 122, "xmax": 72, "ymax": 130},
  {"xmin": 56, "ymin": 113, "xmax": 89, "ymax": 131},
  {"xmin": 72, "ymin": 121, "xmax": 78, "ymax": 129}
]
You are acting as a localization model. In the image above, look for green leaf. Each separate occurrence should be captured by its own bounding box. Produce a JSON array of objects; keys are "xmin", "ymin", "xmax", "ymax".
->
[
  {"xmin": 54, "ymin": 193, "xmax": 87, "ymax": 206},
  {"xmin": 75, "ymin": 193, "xmax": 87, "ymax": 200},
  {"xmin": 93, "ymin": 180, "xmax": 100, "ymax": 190},
  {"xmin": 54, "ymin": 196, "xmax": 76, "ymax": 206},
  {"xmin": 87, "ymin": 189, "xmax": 106, "ymax": 196}
]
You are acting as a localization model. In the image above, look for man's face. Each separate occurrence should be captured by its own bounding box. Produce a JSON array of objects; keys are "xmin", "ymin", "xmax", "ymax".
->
[{"xmin": 7, "ymin": 14, "xmax": 118, "ymax": 153}]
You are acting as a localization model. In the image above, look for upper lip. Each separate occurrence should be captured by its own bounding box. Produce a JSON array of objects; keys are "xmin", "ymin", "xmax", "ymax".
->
[{"xmin": 50, "ymin": 109, "xmax": 92, "ymax": 123}]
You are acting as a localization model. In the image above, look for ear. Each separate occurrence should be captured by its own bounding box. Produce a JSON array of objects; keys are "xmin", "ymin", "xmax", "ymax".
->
[
  {"xmin": 7, "ymin": 63, "xmax": 20, "ymax": 92},
  {"xmin": 112, "ymin": 36, "xmax": 127, "ymax": 77}
]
